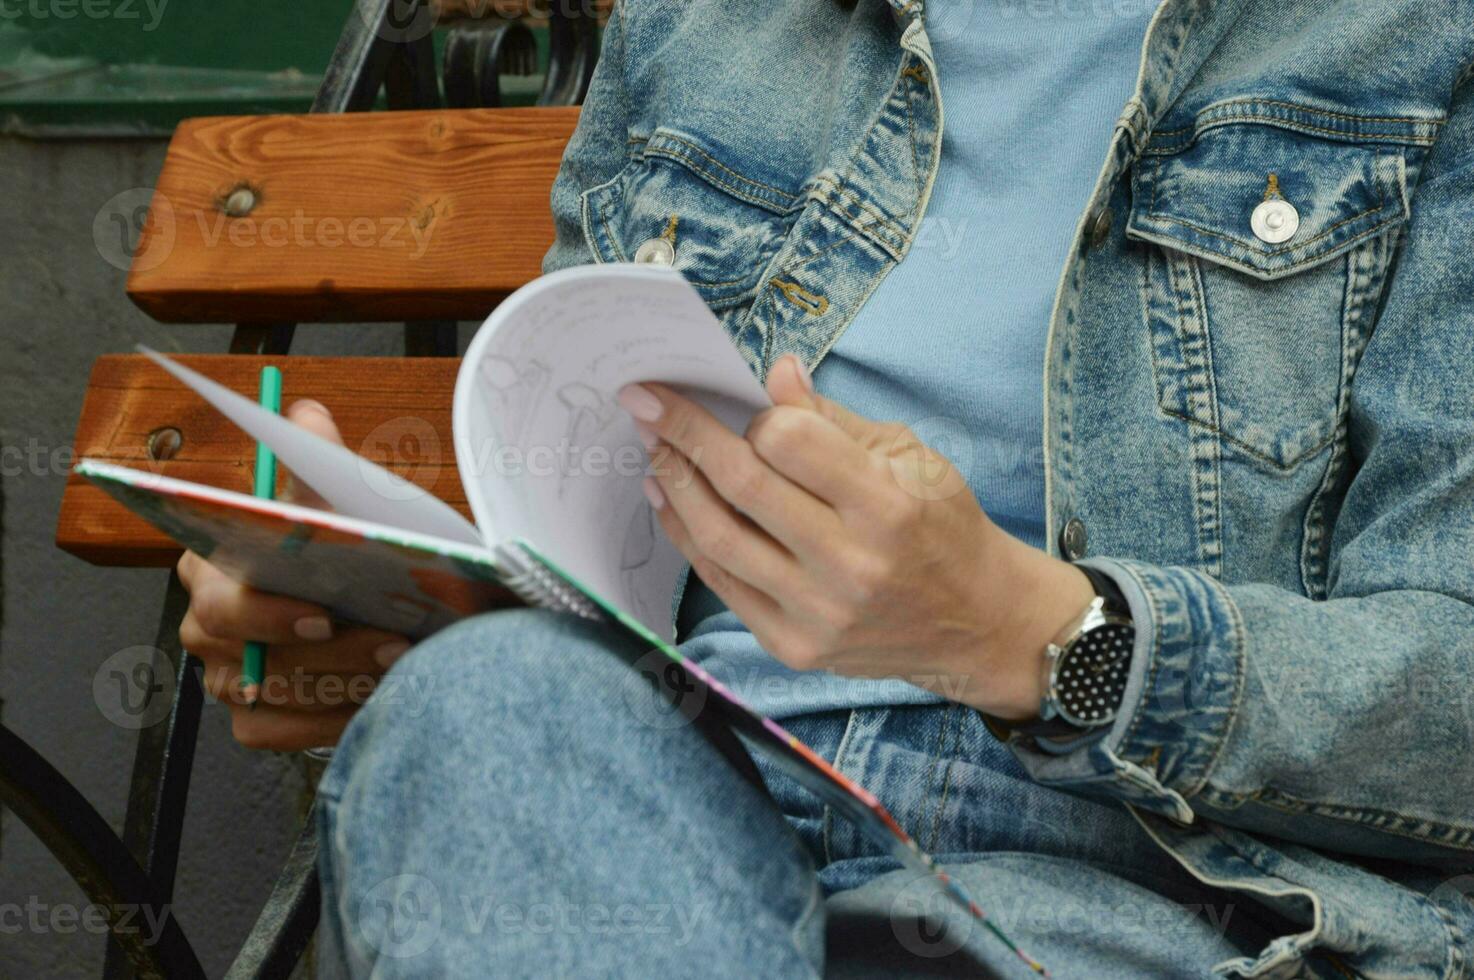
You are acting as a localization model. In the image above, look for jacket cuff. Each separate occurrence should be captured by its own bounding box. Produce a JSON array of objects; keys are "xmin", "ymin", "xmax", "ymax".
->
[{"xmin": 1001, "ymin": 557, "xmax": 1247, "ymax": 825}]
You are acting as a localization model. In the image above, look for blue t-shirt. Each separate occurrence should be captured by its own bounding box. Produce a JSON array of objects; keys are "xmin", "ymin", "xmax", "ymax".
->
[{"xmin": 678, "ymin": 5, "xmax": 1156, "ymax": 720}]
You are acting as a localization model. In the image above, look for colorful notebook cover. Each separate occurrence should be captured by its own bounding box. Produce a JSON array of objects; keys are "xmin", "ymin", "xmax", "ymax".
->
[{"xmin": 78, "ymin": 461, "xmax": 1047, "ymax": 973}]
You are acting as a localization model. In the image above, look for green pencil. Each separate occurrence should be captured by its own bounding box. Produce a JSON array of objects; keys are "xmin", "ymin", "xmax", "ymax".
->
[{"xmin": 241, "ymin": 365, "xmax": 282, "ymax": 709}]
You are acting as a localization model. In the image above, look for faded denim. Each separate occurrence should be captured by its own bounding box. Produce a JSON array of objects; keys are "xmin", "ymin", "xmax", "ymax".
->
[
  {"xmin": 319, "ymin": 610, "xmax": 1300, "ymax": 978},
  {"xmin": 536, "ymin": 1, "xmax": 1474, "ymax": 976}
]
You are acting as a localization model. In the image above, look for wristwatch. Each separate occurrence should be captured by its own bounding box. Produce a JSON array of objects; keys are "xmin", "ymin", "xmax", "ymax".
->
[{"xmin": 984, "ymin": 565, "xmax": 1136, "ymax": 742}]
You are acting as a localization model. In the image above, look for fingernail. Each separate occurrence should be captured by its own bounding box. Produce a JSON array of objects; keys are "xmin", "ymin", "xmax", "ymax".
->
[
  {"xmin": 374, "ymin": 640, "xmax": 411, "ymax": 668},
  {"xmin": 293, "ymin": 399, "xmax": 333, "ymax": 421},
  {"xmin": 788, "ymin": 355, "xmax": 813, "ymax": 393},
  {"xmin": 294, "ymin": 616, "xmax": 333, "ymax": 641},
  {"xmin": 634, "ymin": 422, "xmax": 660, "ymax": 452},
  {"xmin": 617, "ymin": 384, "xmax": 664, "ymax": 423},
  {"xmin": 643, "ymin": 476, "xmax": 666, "ymax": 510}
]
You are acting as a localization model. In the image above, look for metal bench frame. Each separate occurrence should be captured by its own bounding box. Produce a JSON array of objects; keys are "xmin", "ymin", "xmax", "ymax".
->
[{"xmin": 0, "ymin": 2, "xmax": 596, "ymax": 976}]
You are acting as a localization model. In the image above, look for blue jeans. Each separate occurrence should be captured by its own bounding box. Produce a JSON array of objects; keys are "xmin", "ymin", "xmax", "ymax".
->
[{"xmin": 316, "ymin": 610, "xmax": 1304, "ymax": 978}]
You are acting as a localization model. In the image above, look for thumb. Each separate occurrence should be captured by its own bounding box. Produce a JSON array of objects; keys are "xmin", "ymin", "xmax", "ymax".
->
[
  {"xmin": 765, "ymin": 353, "xmax": 819, "ymax": 411},
  {"xmin": 765, "ymin": 354, "xmax": 881, "ymax": 444},
  {"xmin": 281, "ymin": 399, "xmax": 344, "ymax": 508}
]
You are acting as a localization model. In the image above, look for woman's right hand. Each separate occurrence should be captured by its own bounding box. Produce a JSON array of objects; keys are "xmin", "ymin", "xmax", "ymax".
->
[{"xmin": 177, "ymin": 400, "xmax": 413, "ymax": 751}]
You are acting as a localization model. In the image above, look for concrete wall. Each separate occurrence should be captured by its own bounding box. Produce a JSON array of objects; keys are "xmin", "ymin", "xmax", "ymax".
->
[{"xmin": 0, "ymin": 135, "xmax": 425, "ymax": 977}]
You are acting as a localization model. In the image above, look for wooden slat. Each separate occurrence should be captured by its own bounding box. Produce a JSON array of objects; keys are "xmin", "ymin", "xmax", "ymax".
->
[
  {"xmin": 57, "ymin": 355, "xmax": 466, "ymax": 567},
  {"xmin": 127, "ymin": 107, "xmax": 578, "ymax": 324}
]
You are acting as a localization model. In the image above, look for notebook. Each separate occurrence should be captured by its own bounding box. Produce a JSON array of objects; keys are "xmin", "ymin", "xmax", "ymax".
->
[{"xmin": 77, "ymin": 263, "xmax": 1046, "ymax": 973}]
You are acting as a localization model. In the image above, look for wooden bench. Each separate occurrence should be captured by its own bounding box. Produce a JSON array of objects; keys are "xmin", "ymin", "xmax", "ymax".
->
[
  {"xmin": 57, "ymin": 355, "xmax": 468, "ymax": 566},
  {"xmin": 6, "ymin": 5, "xmax": 588, "ymax": 974},
  {"xmin": 57, "ymin": 104, "xmax": 577, "ymax": 569}
]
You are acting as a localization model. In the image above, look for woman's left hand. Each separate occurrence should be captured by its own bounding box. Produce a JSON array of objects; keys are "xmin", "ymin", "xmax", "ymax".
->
[{"xmin": 619, "ymin": 355, "xmax": 1095, "ymax": 721}]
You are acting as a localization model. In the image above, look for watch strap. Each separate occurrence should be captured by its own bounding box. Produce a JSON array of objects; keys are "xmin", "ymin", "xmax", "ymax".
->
[
  {"xmin": 1076, "ymin": 563, "xmax": 1129, "ymax": 616},
  {"xmin": 983, "ymin": 564, "xmax": 1133, "ymax": 743}
]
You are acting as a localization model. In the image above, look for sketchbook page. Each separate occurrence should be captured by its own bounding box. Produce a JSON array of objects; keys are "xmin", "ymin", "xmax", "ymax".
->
[
  {"xmin": 76, "ymin": 461, "xmax": 506, "ymax": 639},
  {"xmin": 138, "ymin": 347, "xmax": 481, "ymax": 546},
  {"xmin": 453, "ymin": 265, "xmax": 770, "ymax": 639}
]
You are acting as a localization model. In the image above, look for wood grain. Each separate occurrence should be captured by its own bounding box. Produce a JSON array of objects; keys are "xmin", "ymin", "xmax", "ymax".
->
[
  {"xmin": 127, "ymin": 107, "xmax": 578, "ymax": 324},
  {"xmin": 57, "ymin": 355, "xmax": 466, "ymax": 566}
]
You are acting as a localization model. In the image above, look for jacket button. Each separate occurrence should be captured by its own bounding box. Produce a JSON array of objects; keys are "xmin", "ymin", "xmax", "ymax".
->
[
  {"xmin": 1086, "ymin": 207, "xmax": 1113, "ymax": 250},
  {"xmin": 633, "ymin": 238, "xmax": 676, "ymax": 266},
  {"xmin": 1060, "ymin": 518, "xmax": 1089, "ymax": 561},
  {"xmin": 1251, "ymin": 198, "xmax": 1299, "ymax": 244}
]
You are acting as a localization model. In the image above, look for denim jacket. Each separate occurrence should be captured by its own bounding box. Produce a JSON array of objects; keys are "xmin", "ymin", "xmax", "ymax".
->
[{"xmin": 543, "ymin": 1, "xmax": 1474, "ymax": 976}]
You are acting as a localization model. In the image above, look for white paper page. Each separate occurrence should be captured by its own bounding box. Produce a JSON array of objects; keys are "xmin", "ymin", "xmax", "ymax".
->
[
  {"xmin": 139, "ymin": 347, "xmax": 482, "ymax": 546},
  {"xmin": 453, "ymin": 265, "xmax": 771, "ymax": 639}
]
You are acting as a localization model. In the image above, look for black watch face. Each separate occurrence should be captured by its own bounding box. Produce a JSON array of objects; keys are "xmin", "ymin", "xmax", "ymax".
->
[{"xmin": 1054, "ymin": 623, "xmax": 1134, "ymax": 727}]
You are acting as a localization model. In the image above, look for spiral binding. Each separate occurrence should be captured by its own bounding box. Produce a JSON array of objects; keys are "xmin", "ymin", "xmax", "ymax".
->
[{"xmin": 494, "ymin": 541, "xmax": 605, "ymax": 622}]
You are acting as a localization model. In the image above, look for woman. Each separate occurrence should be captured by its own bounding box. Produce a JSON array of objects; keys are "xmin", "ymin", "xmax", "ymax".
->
[{"xmin": 178, "ymin": 0, "xmax": 1474, "ymax": 975}]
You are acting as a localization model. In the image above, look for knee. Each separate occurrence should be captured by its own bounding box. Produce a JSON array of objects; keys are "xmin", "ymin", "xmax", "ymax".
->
[
  {"xmin": 390, "ymin": 606, "xmax": 613, "ymax": 711},
  {"xmin": 321, "ymin": 608, "xmax": 634, "ymax": 797}
]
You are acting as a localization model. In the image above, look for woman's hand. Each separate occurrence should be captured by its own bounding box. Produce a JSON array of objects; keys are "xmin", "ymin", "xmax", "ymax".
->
[
  {"xmin": 177, "ymin": 400, "xmax": 413, "ymax": 751},
  {"xmin": 622, "ymin": 356, "xmax": 1095, "ymax": 720}
]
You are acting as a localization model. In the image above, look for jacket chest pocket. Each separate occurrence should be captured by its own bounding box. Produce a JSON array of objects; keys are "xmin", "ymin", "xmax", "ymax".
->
[
  {"xmin": 1125, "ymin": 122, "xmax": 1414, "ymax": 470},
  {"xmin": 581, "ymin": 128, "xmax": 798, "ymax": 318}
]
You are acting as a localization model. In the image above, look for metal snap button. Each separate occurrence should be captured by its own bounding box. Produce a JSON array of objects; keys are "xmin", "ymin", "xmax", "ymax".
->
[
  {"xmin": 1087, "ymin": 207, "xmax": 1114, "ymax": 250},
  {"xmin": 633, "ymin": 237, "xmax": 676, "ymax": 266},
  {"xmin": 1251, "ymin": 198, "xmax": 1300, "ymax": 244},
  {"xmin": 1060, "ymin": 517, "xmax": 1089, "ymax": 561}
]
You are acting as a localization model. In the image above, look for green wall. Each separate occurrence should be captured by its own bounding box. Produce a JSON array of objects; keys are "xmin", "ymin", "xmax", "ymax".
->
[
  {"xmin": 7, "ymin": 0, "xmax": 354, "ymax": 72},
  {"xmin": 0, "ymin": 3, "xmax": 556, "ymax": 136}
]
